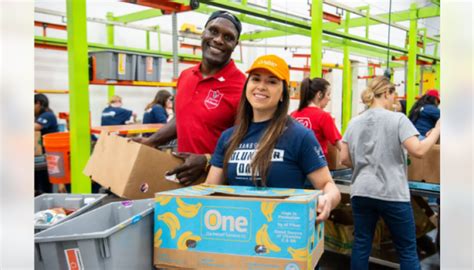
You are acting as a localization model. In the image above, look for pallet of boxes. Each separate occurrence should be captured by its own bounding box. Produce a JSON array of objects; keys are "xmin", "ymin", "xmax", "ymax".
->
[{"xmin": 324, "ymin": 143, "xmax": 440, "ymax": 258}]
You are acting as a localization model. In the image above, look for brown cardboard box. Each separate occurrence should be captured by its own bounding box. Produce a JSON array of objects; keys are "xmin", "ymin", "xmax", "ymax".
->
[
  {"xmin": 35, "ymin": 131, "xmax": 43, "ymax": 156},
  {"xmin": 327, "ymin": 143, "xmax": 347, "ymax": 170},
  {"xmin": 407, "ymin": 144, "xmax": 440, "ymax": 184},
  {"xmin": 83, "ymin": 132, "xmax": 202, "ymax": 199}
]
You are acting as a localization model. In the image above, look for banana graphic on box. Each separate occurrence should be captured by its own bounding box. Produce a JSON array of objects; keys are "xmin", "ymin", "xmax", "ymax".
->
[
  {"xmin": 154, "ymin": 228, "xmax": 163, "ymax": 248},
  {"xmin": 261, "ymin": 201, "xmax": 279, "ymax": 222},
  {"xmin": 155, "ymin": 196, "xmax": 173, "ymax": 206},
  {"xmin": 176, "ymin": 198, "xmax": 202, "ymax": 218},
  {"xmin": 288, "ymin": 247, "xmax": 308, "ymax": 261},
  {"xmin": 177, "ymin": 231, "xmax": 202, "ymax": 250},
  {"xmin": 256, "ymin": 224, "xmax": 281, "ymax": 253},
  {"xmin": 157, "ymin": 212, "xmax": 181, "ymax": 239}
]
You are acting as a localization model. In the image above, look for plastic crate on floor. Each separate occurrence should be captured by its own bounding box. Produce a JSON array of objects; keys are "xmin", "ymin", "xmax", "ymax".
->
[
  {"xmin": 35, "ymin": 199, "xmax": 154, "ymax": 270},
  {"xmin": 35, "ymin": 193, "xmax": 107, "ymax": 233}
]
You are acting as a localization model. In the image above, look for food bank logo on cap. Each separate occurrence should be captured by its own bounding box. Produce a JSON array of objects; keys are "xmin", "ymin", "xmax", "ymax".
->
[
  {"xmin": 204, "ymin": 89, "xmax": 224, "ymax": 109},
  {"xmin": 246, "ymin": 54, "xmax": 290, "ymax": 83},
  {"xmin": 257, "ymin": 60, "xmax": 277, "ymax": 68}
]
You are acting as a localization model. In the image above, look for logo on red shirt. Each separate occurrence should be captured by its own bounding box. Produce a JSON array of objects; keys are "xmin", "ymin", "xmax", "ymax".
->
[
  {"xmin": 295, "ymin": 117, "xmax": 312, "ymax": 129},
  {"xmin": 204, "ymin": 89, "xmax": 224, "ymax": 109}
]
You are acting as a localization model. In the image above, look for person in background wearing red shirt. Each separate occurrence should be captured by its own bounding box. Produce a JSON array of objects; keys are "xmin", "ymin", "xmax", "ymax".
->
[
  {"xmin": 290, "ymin": 78, "xmax": 342, "ymax": 160},
  {"xmin": 134, "ymin": 10, "xmax": 245, "ymax": 185}
]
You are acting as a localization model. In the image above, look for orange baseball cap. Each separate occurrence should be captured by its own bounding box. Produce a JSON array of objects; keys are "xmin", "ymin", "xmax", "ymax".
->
[{"xmin": 246, "ymin": 55, "xmax": 290, "ymax": 83}]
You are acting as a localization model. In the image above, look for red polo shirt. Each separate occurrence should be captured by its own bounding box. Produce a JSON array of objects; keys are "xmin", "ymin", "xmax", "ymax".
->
[
  {"xmin": 290, "ymin": 106, "xmax": 342, "ymax": 157},
  {"xmin": 175, "ymin": 60, "xmax": 246, "ymax": 154}
]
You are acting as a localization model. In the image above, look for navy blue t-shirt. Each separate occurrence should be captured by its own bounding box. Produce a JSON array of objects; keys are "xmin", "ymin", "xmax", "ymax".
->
[
  {"xmin": 414, "ymin": 104, "xmax": 440, "ymax": 136},
  {"xmin": 210, "ymin": 119, "xmax": 328, "ymax": 188},
  {"xmin": 101, "ymin": 107, "xmax": 133, "ymax": 126},
  {"xmin": 143, "ymin": 105, "xmax": 168, "ymax": 124},
  {"xmin": 36, "ymin": 111, "xmax": 59, "ymax": 135}
]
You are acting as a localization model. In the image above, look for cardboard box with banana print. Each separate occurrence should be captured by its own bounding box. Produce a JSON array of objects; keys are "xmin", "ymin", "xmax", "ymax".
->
[{"xmin": 153, "ymin": 184, "xmax": 324, "ymax": 270}]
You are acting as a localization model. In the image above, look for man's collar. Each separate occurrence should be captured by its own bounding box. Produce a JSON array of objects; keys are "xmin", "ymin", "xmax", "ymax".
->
[{"xmin": 193, "ymin": 59, "xmax": 236, "ymax": 81}]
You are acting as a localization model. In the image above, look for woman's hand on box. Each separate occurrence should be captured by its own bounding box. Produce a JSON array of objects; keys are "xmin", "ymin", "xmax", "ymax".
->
[{"xmin": 316, "ymin": 194, "xmax": 332, "ymax": 223}]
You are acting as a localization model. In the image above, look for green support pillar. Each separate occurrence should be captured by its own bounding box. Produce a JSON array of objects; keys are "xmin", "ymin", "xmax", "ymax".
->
[
  {"xmin": 435, "ymin": 63, "xmax": 440, "ymax": 90},
  {"xmin": 406, "ymin": 3, "xmax": 418, "ymax": 113},
  {"xmin": 156, "ymin": 26, "xmax": 162, "ymax": 52},
  {"xmin": 342, "ymin": 12, "xmax": 352, "ymax": 134},
  {"xmin": 146, "ymin": 30, "xmax": 150, "ymax": 50},
  {"xmin": 416, "ymin": 65, "xmax": 422, "ymax": 94},
  {"xmin": 310, "ymin": 0, "xmax": 323, "ymax": 78},
  {"xmin": 106, "ymin": 12, "xmax": 115, "ymax": 100},
  {"xmin": 66, "ymin": 0, "xmax": 91, "ymax": 193}
]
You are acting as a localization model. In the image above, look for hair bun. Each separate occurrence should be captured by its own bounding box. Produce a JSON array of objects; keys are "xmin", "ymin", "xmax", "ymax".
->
[{"xmin": 361, "ymin": 88, "xmax": 375, "ymax": 106}]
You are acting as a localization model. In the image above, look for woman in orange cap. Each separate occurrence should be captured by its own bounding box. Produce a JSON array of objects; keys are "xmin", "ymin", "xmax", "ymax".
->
[
  {"xmin": 408, "ymin": 89, "xmax": 440, "ymax": 139},
  {"xmin": 206, "ymin": 55, "xmax": 341, "ymax": 222}
]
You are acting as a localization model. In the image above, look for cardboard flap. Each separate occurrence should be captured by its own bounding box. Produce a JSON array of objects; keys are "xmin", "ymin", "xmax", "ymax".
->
[
  {"xmin": 157, "ymin": 184, "xmax": 320, "ymax": 201},
  {"xmin": 83, "ymin": 132, "xmax": 140, "ymax": 195}
]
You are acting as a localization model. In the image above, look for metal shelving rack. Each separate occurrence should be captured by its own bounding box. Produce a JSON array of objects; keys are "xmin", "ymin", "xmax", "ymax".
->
[{"xmin": 37, "ymin": 0, "xmax": 440, "ymax": 194}]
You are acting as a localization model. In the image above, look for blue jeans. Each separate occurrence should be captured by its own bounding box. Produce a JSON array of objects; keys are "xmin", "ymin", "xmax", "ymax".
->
[{"xmin": 351, "ymin": 196, "xmax": 420, "ymax": 270}]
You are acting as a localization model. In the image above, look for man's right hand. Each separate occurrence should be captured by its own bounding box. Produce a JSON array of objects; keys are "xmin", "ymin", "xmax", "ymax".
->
[
  {"xmin": 166, "ymin": 152, "xmax": 208, "ymax": 186},
  {"xmin": 130, "ymin": 137, "xmax": 154, "ymax": 147}
]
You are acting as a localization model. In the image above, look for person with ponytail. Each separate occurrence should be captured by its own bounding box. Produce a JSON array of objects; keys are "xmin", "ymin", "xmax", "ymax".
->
[
  {"xmin": 143, "ymin": 89, "xmax": 172, "ymax": 124},
  {"xmin": 340, "ymin": 76, "xmax": 440, "ymax": 270},
  {"xmin": 408, "ymin": 89, "xmax": 440, "ymax": 138},
  {"xmin": 290, "ymin": 77, "xmax": 342, "ymax": 160},
  {"xmin": 35, "ymin": 94, "xmax": 59, "ymax": 135},
  {"xmin": 206, "ymin": 55, "xmax": 340, "ymax": 222}
]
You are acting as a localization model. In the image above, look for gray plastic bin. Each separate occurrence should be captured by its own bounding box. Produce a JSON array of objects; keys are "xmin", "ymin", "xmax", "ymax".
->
[
  {"xmin": 90, "ymin": 51, "xmax": 137, "ymax": 81},
  {"xmin": 136, "ymin": 54, "xmax": 162, "ymax": 82},
  {"xmin": 35, "ymin": 193, "xmax": 107, "ymax": 233},
  {"xmin": 35, "ymin": 199, "xmax": 155, "ymax": 270}
]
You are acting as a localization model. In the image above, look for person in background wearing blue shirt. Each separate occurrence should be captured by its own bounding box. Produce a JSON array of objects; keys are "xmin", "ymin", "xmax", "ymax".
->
[
  {"xmin": 205, "ymin": 55, "xmax": 341, "ymax": 222},
  {"xmin": 408, "ymin": 89, "xmax": 440, "ymax": 139},
  {"xmin": 35, "ymin": 94, "xmax": 60, "ymax": 195},
  {"xmin": 101, "ymin": 95, "xmax": 136, "ymax": 126},
  {"xmin": 35, "ymin": 94, "xmax": 59, "ymax": 135},
  {"xmin": 143, "ymin": 90, "xmax": 172, "ymax": 124}
]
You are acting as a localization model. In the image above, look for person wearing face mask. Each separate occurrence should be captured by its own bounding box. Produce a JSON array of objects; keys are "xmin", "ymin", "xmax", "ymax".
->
[
  {"xmin": 134, "ymin": 11, "xmax": 246, "ymax": 186},
  {"xmin": 206, "ymin": 55, "xmax": 341, "ymax": 222},
  {"xmin": 340, "ymin": 76, "xmax": 440, "ymax": 270},
  {"xmin": 290, "ymin": 78, "xmax": 342, "ymax": 161}
]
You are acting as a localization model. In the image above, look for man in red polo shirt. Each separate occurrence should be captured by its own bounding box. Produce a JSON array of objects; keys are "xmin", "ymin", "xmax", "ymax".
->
[{"xmin": 137, "ymin": 10, "xmax": 246, "ymax": 185}]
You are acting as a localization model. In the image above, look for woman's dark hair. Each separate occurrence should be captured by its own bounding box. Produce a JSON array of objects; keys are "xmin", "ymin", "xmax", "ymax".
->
[
  {"xmin": 223, "ymin": 78, "xmax": 291, "ymax": 187},
  {"xmin": 408, "ymin": 94, "xmax": 438, "ymax": 123},
  {"xmin": 145, "ymin": 90, "xmax": 172, "ymax": 110},
  {"xmin": 35, "ymin": 94, "xmax": 52, "ymax": 115},
  {"xmin": 298, "ymin": 77, "xmax": 330, "ymax": 111}
]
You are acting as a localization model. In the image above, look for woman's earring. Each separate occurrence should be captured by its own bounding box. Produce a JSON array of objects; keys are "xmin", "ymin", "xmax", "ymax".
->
[{"xmin": 280, "ymin": 97, "xmax": 283, "ymax": 102}]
